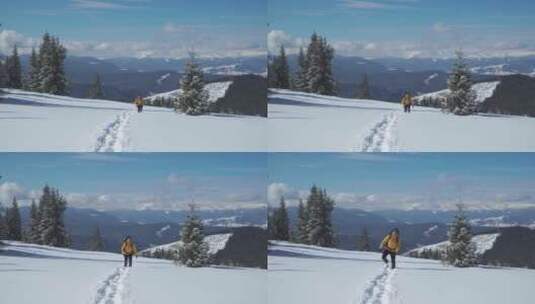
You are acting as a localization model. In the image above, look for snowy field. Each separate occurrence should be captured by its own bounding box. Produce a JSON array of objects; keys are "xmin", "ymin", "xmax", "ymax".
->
[
  {"xmin": 0, "ymin": 89, "xmax": 266, "ymax": 151},
  {"xmin": 0, "ymin": 241, "xmax": 266, "ymax": 304},
  {"xmin": 268, "ymin": 241, "xmax": 535, "ymax": 304},
  {"xmin": 268, "ymin": 89, "xmax": 535, "ymax": 152}
]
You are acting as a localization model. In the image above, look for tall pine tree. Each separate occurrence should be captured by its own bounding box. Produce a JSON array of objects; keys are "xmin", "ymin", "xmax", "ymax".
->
[
  {"xmin": 269, "ymin": 197, "xmax": 290, "ymax": 241},
  {"xmin": 292, "ymin": 47, "xmax": 308, "ymax": 91},
  {"xmin": 6, "ymin": 197, "xmax": 22, "ymax": 241},
  {"xmin": 38, "ymin": 185, "xmax": 69, "ymax": 247},
  {"xmin": 27, "ymin": 48, "xmax": 41, "ymax": 91},
  {"xmin": 28, "ymin": 199, "xmax": 41, "ymax": 243},
  {"xmin": 6, "ymin": 45, "xmax": 22, "ymax": 89},
  {"xmin": 444, "ymin": 204, "xmax": 476, "ymax": 267},
  {"xmin": 305, "ymin": 33, "xmax": 336, "ymax": 95},
  {"xmin": 269, "ymin": 45, "xmax": 290, "ymax": 89},
  {"xmin": 294, "ymin": 199, "xmax": 308, "ymax": 243},
  {"xmin": 305, "ymin": 185, "xmax": 335, "ymax": 247},
  {"xmin": 446, "ymin": 51, "xmax": 476, "ymax": 115},
  {"xmin": 176, "ymin": 53, "xmax": 209, "ymax": 115},
  {"xmin": 177, "ymin": 205, "xmax": 209, "ymax": 267},
  {"xmin": 38, "ymin": 33, "xmax": 68, "ymax": 95}
]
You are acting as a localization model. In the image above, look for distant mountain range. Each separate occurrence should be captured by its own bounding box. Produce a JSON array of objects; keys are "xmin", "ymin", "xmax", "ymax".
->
[
  {"xmin": 19, "ymin": 206, "xmax": 266, "ymax": 253},
  {"xmin": 285, "ymin": 206, "xmax": 535, "ymax": 253}
]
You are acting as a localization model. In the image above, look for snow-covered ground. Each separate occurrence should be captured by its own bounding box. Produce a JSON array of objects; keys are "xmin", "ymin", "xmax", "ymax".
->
[
  {"xmin": 0, "ymin": 241, "xmax": 266, "ymax": 304},
  {"xmin": 406, "ymin": 233, "xmax": 500, "ymax": 256},
  {"xmin": 268, "ymin": 89, "xmax": 535, "ymax": 151},
  {"xmin": 0, "ymin": 89, "xmax": 266, "ymax": 151},
  {"xmin": 144, "ymin": 81, "xmax": 233, "ymax": 103},
  {"xmin": 141, "ymin": 233, "xmax": 233, "ymax": 256},
  {"xmin": 268, "ymin": 241, "xmax": 535, "ymax": 304}
]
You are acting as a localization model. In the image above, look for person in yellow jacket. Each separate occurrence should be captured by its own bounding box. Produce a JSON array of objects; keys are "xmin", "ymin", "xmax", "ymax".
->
[
  {"xmin": 380, "ymin": 228, "xmax": 400, "ymax": 269},
  {"xmin": 401, "ymin": 92, "xmax": 412, "ymax": 113},
  {"xmin": 134, "ymin": 96, "xmax": 144, "ymax": 113},
  {"xmin": 121, "ymin": 236, "xmax": 137, "ymax": 267}
]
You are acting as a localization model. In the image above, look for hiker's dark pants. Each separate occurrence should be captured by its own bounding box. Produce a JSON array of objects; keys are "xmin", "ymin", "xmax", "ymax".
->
[
  {"xmin": 404, "ymin": 105, "xmax": 411, "ymax": 113},
  {"xmin": 124, "ymin": 254, "xmax": 133, "ymax": 267},
  {"xmin": 382, "ymin": 249, "xmax": 396, "ymax": 269},
  {"xmin": 137, "ymin": 105, "xmax": 143, "ymax": 113}
]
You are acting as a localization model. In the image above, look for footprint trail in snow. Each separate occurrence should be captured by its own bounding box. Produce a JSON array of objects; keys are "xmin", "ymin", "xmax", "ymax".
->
[
  {"xmin": 93, "ymin": 267, "xmax": 130, "ymax": 304},
  {"xmin": 360, "ymin": 112, "xmax": 398, "ymax": 152},
  {"xmin": 359, "ymin": 266, "xmax": 398, "ymax": 304},
  {"xmin": 94, "ymin": 111, "xmax": 132, "ymax": 152}
]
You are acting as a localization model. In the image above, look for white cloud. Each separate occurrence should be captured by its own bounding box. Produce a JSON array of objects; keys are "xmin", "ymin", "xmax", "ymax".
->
[
  {"xmin": 69, "ymin": 0, "xmax": 130, "ymax": 10},
  {"xmin": 0, "ymin": 182, "xmax": 26, "ymax": 204},
  {"xmin": 267, "ymin": 182, "xmax": 302, "ymax": 204}
]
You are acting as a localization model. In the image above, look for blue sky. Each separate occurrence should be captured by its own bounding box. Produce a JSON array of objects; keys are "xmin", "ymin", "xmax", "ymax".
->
[
  {"xmin": 268, "ymin": 153, "xmax": 535, "ymax": 210},
  {"xmin": 268, "ymin": 0, "xmax": 535, "ymax": 58},
  {"xmin": 0, "ymin": 153, "xmax": 267, "ymax": 210},
  {"xmin": 0, "ymin": 0, "xmax": 266, "ymax": 58}
]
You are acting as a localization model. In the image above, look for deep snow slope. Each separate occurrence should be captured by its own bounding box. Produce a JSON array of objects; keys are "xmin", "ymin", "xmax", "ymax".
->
[
  {"xmin": 0, "ymin": 89, "xmax": 266, "ymax": 151},
  {"xmin": 0, "ymin": 241, "xmax": 266, "ymax": 304},
  {"xmin": 268, "ymin": 89, "xmax": 535, "ymax": 152},
  {"xmin": 268, "ymin": 241, "xmax": 535, "ymax": 304}
]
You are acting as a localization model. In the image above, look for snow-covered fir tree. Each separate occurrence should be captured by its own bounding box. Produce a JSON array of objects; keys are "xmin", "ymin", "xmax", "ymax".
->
[
  {"xmin": 358, "ymin": 227, "xmax": 371, "ymax": 251},
  {"xmin": 6, "ymin": 45, "xmax": 22, "ymax": 89},
  {"xmin": 37, "ymin": 33, "xmax": 68, "ymax": 95},
  {"xmin": 0, "ymin": 58, "xmax": 7, "ymax": 89},
  {"xmin": 176, "ymin": 54, "xmax": 209, "ymax": 115},
  {"xmin": 305, "ymin": 33, "xmax": 336, "ymax": 96},
  {"xmin": 446, "ymin": 51, "xmax": 477, "ymax": 115},
  {"xmin": 6, "ymin": 197, "xmax": 22, "ymax": 241},
  {"xmin": 294, "ymin": 199, "xmax": 309, "ymax": 243},
  {"xmin": 38, "ymin": 185, "xmax": 69, "ymax": 247},
  {"xmin": 269, "ymin": 197, "xmax": 290, "ymax": 241},
  {"xmin": 88, "ymin": 225, "xmax": 105, "ymax": 251},
  {"xmin": 0, "ymin": 203, "xmax": 8, "ymax": 240},
  {"xmin": 177, "ymin": 205, "xmax": 209, "ymax": 267},
  {"xmin": 87, "ymin": 73, "xmax": 104, "ymax": 99},
  {"xmin": 269, "ymin": 45, "xmax": 290, "ymax": 89},
  {"xmin": 27, "ymin": 48, "xmax": 41, "ymax": 91},
  {"xmin": 356, "ymin": 73, "xmax": 370, "ymax": 99},
  {"xmin": 28, "ymin": 199, "xmax": 41, "ymax": 244},
  {"xmin": 292, "ymin": 47, "xmax": 308, "ymax": 91},
  {"xmin": 443, "ymin": 204, "xmax": 477, "ymax": 267},
  {"xmin": 305, "ymin": 185, "xmax": 335, "ymax": 247}
]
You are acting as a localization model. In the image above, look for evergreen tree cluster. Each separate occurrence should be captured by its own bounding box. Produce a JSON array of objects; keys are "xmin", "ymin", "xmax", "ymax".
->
[
  {"xmin": 0, "ymin": 197, "xmax": 22, "ymax": 241},
  {"xmin": 268, "ymin": 197, "xmax": 290, "ymax": 241},
  {"xmin": 142, "ymin": 247, "xmax": 178, "ymax": 260},
  {"xmin": 0, "ymin": 33, "xmax": 67, "ymax": 94},
  {"xmin": 176, "ymin": 205, "xmax": 209, "ymax": 267},
  {"xmin": 295, "ymin": 33, "xmax": 336, "ymax": 95},
  {"xmin": 417, "ymin": 96, "xmax": 443, "ymax": 108},
  {"xmin": 445, "ymin": 51, "xmax": 477, "ymax": 115},
  {"xmin": 443, "ymin": 204, "xmax": 477, "ymax": 267},
  {"xmin": 145, "ymin": 96, "xmax": 175, "ymax": 108},
  {"xmin": 408, "ymin": 248, "xmax": 442, "ymax": 260},
  {"xmin": 176, "ymin": 54, "xmax": 209, "ymax": 115},
  {"xmin": 268, "ymin": 185, "xmax": 336, "ymax": 247},
  {"xmin": 27, "ymin": 185, "xmax": 70, "ymax": 247},
  {"xmin": 268, "ymin": 45, "xmax": 290, "ymax": 89}
]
